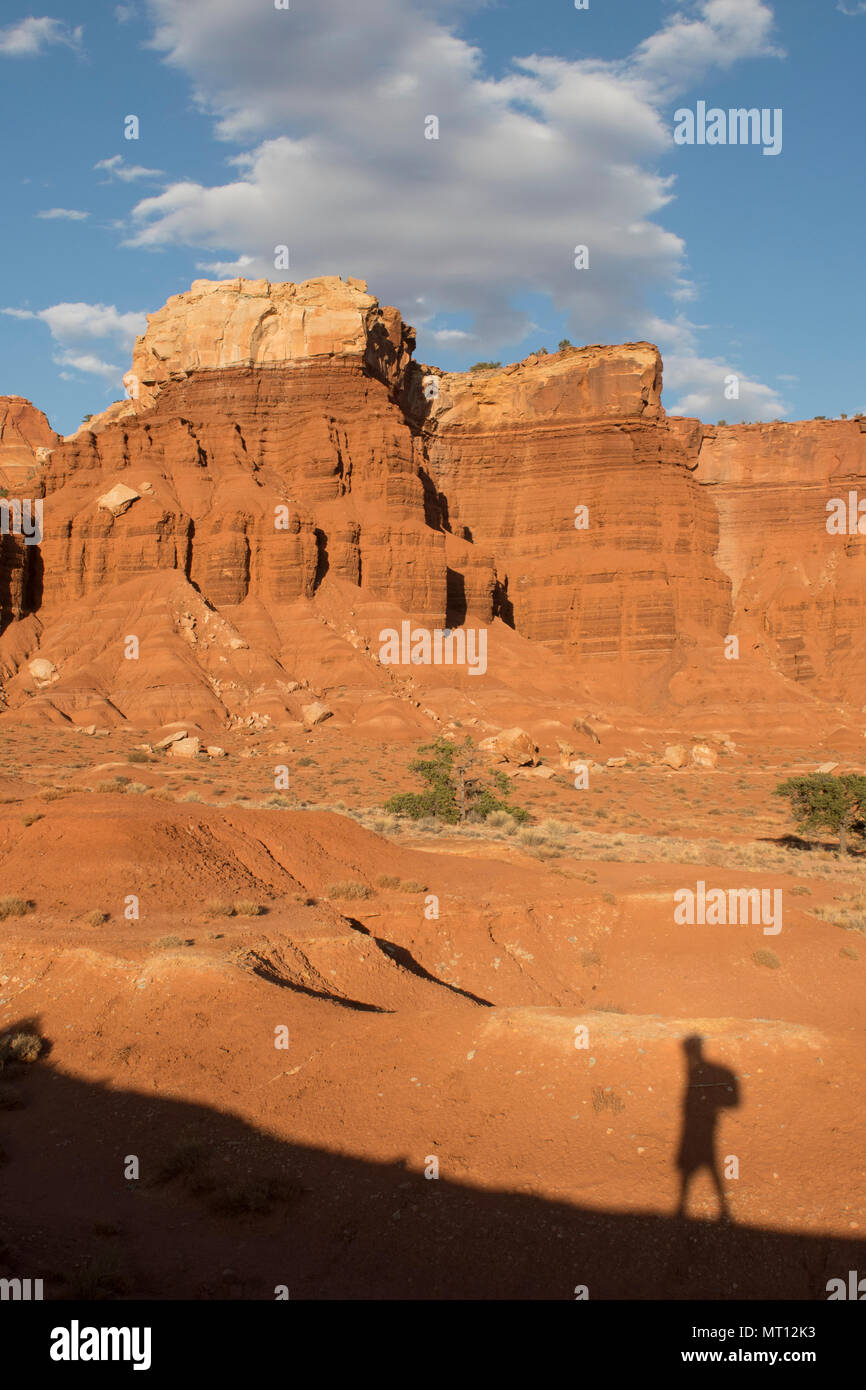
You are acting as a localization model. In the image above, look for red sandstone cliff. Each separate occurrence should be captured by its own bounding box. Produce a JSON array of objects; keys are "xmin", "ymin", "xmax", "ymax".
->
[{"xmin": 1, "ymin": 276, "xmax": 864, "ymax": 736}]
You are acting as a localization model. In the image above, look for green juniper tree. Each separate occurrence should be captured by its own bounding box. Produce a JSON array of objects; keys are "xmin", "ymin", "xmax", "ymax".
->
[
  {"xmin": 385, "ymin": 736, "xmax": 528, "ymax": 825},
  {"xmin": 774, "ymin": 772, "xmax": 866, "ymax": 857}
]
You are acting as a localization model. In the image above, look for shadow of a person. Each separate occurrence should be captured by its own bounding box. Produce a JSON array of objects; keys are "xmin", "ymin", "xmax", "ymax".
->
[{"xmin": 676, "ymin": 1034, "xmax": 740, "ymax": 1222}]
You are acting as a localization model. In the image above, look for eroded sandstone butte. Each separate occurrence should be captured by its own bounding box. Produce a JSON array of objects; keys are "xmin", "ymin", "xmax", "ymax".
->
[{"xmin": 0, "ymin": 274, "xmax": 864, "ymax": 734}]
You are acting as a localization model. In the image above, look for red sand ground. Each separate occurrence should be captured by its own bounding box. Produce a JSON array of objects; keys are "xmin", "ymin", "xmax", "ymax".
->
[{"xmin": 0, "ymin": 738, "xmax": 863, "ymax": 1299}]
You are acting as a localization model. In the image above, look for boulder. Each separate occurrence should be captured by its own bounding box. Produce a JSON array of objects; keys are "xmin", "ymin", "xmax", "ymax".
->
[
  {"xmin": 479, "ymin": 727, "xmax": 539, "ymax": 766},
  {"xmin": 166, "ymin": 736, "xmax": 201, "ymax": 758},
  {"xmin": 662, "ymin": 744, "xmax": 688, "ymax": 769},
  {"xmin": 97, "ymin": 483, "xmax": 141, "ymax": 517},
  {"xmin": 690, "ymin": 743, "xmax": 718, "ymax": 769},
  {"xmin": 155, "ymin": 730, "xmax": 188, "ymax": 749},
  {"xmin": 302, "ymin": 701, "xmax": 333, "ymax": 728},
  {"xmin": 28, "ymin": 658, "xmax": 57, "ymax": 684}
]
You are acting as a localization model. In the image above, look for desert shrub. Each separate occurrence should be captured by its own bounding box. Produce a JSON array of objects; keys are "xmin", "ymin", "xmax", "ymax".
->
[
  {"xmin": 752, "ymin": 949, "xmax": 781, "ymax": 969},
  {"xmin": 517, "ymin": 826, "xmax": 545, "ymax": 845},
  {"xmin": 0, "ymin": 1031, "xmax": 42, "ymax": 1067},
  {"xmin": 592, "ymin": 1087, "xmax": 625, "ymax": 1114},
  {"xmin": 127, "ymin": 750, "xmax": 151, "ymax": 763},
  {"xmin": 468, "ymin": 360, "xmax": 501, "ymax": 371},
  {"xmin": 234, "ymin": 900, "xmax": 265, "ymax": 917},
  {"xmin": 399, "ymin": 879, "xmax": 427, "ymax": 894},
  {"xmin": 86, "ymin": 910, "xmax": 108, "ymax": 927},
  {"xmin": 0, "ymin": 896, "xmax": 30, "ymax": 919},
  {"xmin": 156, "ymin": 1136, "xmax": 208, "ymax": 1183},
  {"xmin": 206, "ymin": 900, "xmax": 236, "ymax": 917},
  {"xmin": 812, "ymin": 895, "xmax": 866, "ymax": 934},
  {"xmin": 152, "ymin": 936, "xmax": 186, "ymax": 949},
  {"xmin": 375, "ymin": 875, "xmax": 401, "ymax": 889},
  {"xmin": 21, "ymin": 812, "xmax": 44, "ymax": 826},
  {"xmin": 327, "ymin": 881, "xmax": 373, "ymax": 901}
]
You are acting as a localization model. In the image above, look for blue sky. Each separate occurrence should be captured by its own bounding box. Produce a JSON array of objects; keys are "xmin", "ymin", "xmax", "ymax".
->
[{"xmin": 0, "ymin": 0, "xmax": 863, "ymax": 435}]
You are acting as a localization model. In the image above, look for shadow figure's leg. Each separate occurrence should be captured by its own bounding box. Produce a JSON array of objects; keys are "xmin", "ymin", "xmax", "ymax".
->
[
  {"xmin": 677, "ymin": 1170, "xmax": 690, "ymax": 1218},
  {"xmin": 711, "ymin": 1163, "xmax": 731, "ymax": 1223}
]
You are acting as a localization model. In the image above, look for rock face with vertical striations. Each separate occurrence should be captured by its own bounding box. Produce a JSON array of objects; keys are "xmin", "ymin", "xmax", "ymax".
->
[
  {"xmin": 0, "ymin": 396, "xmax": 58, "ymax": 480},
  {"xmin": 693, "ymin": 419, "xmax": 866, "ymax": 697},
  {"xmin": 418, "ymin": 344, "xmax": 732, "ymax": 664},
  {"xmin": 0, "ymin": 398, "xmax": 55, "ymax": 634},
  {"xmin": 1, "ymin": 276, "xmax": 865, "ymax": 739}
]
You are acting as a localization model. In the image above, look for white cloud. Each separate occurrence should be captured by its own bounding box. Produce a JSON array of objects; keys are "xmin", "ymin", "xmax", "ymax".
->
[
  {"xmin": 95, "ymin": 154, "xmax": 164, "ymax": 182},
  {"xmin": 0, "ymin": 17, "xmax": 83, "ymax": 57},
  {"xmin": 24, "ymin": 301, "xmax": 146, "ymax": 345},
  {"xmin": 837, "ymin": 3, "xmax": 866, "ymax": 14},
  {"xmin": 36, "ymin": 207, "xmax": 89, "ymax": 220},
  {"xmin": 194, "ymin": 253, "xmax": 256, "ymax": 275},
  {"xmin": 630, "ymin": 0, "xmax": 783, "ymax": 100},
  {"xmin": 2, "ymin": 301, "xmax": 147, "ymax": 383},
  {"xmin": 643, "ymin": 312, "xmax": 787, "ymax": 420},
  {"xmin": 665, "ymin": 356, "xmax": 787, "ymax": 421},
  {"xmin": 119, "ymin": 0, "xmax": 785, "ymax": 417},
  {"xmin": 115, "ymin": 4, "xmax": 135, "ymax": 22},
  {"xmin": 52, "ymin": 349, "xmax": 123, "ymax": 381},
  {"xmin": 430, "ymin": 328, "xmax": 475, "ymax": 342}
]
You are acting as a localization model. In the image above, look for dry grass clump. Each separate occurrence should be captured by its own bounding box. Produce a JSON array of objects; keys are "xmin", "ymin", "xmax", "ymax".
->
[
  {"xmin": 752, "ymin": 949, "xmax": 781, "ymax": 969},
  {"xmin": 327, "ymin": 881, "xmax": 374, "ymax": 901},
  {"xmin": 21, "ymin": 812, "xmax": 44, "ymax": 826},
  {"xmin": 592, "ymin": 1086, "xmax": 625, "ymax": 1114},
  {"xmin": 203, "ymin": 895, "xmax": 264, "ymax": 917},
  {"xmin": 0, "ymin": 895, "xmax": 31, "ymax": 919},
  {"xmin": 0, "ymin": 1031, "xmax": 43, "ymax": 1068},
  {"xmin": 86, "ymin": 910, "xmax": 109, "ymax": 927},
  {"xmin": 811, "ymin": 893, "xmax": 866, "ymax": 934},
  {"xmin": 206, "ymin": 899, "xmax": 236, "ymax": 917}
]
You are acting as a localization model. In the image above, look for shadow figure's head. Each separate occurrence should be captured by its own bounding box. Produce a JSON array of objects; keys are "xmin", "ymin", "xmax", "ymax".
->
[{"xmin": 683, "ymin": 1033, "xmax": 704, "ymax": 1059}]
